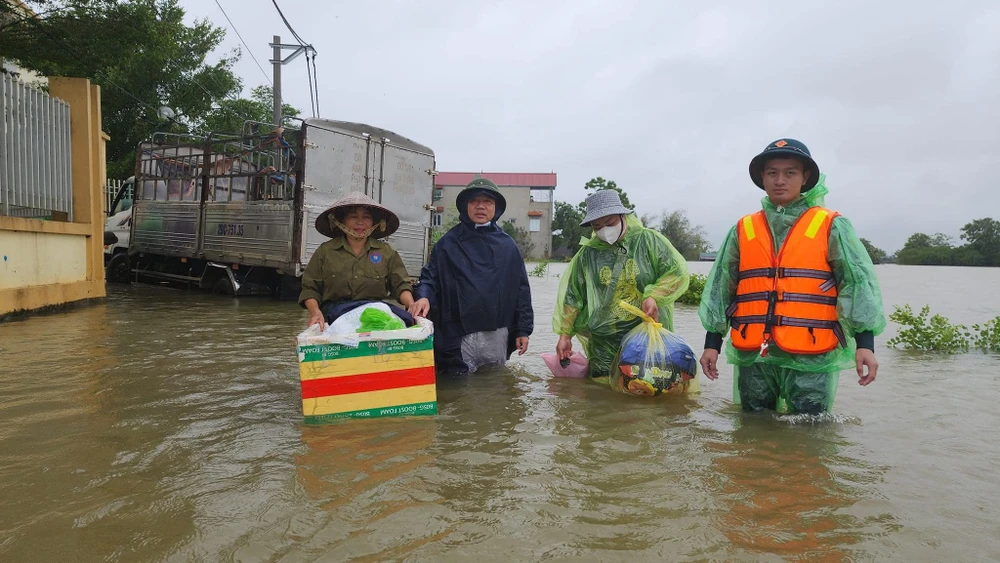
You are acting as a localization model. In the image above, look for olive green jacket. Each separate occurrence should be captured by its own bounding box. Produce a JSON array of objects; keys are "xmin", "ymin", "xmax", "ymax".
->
[{"xmin": 298, "ymin": 237, "xmax": 412, "ymax": 308}]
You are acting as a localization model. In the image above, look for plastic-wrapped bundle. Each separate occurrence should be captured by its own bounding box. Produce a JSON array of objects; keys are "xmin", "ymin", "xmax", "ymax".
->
[
  {"xmin": 610, "ymin": 301, "xmax": 699, "ymax": 396},
  {"xmin": 552, "ymin": 214, "xmax": 690, "ymax": 379},
  {"xmin": 357, "ymin": 307, "xmax": 405, "ymax": 333}
]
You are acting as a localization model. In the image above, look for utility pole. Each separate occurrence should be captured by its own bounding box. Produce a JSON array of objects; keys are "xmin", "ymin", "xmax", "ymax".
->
[
  {"xmin": 269, "ymin": 35, "xmax": 311, "ymax": 127},
  {"xmin": 272, "ymin": 35, "xmax": 282, "ymax": 127}
]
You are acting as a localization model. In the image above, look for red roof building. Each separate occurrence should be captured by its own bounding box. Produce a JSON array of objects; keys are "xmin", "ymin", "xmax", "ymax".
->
[{"xmin": 432, "ymin": 171, "xmax": 558, "ymax": 259}]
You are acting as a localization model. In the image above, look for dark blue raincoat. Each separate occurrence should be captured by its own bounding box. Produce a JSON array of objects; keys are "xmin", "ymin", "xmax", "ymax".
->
[{"xmin": 414, "ymin": 196, "xmax": 533, "ymax": 375}]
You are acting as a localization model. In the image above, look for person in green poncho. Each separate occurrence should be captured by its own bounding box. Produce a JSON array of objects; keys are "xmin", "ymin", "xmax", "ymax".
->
[
  {"xmin": 698, "ymin": 138, "xmax": 885, "ymax": 414},
  {"xmin": 553, "ymin": 189, "xmax": 690, "ymax": 379}
]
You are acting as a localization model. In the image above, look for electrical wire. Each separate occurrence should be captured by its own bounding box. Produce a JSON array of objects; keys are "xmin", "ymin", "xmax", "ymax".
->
[
  {"xmin": 310, "ymin": 51, "xmax": 320, "ymax": 116},
  {"xmin": 270, "ymin": 0, "xmax": 321, "ymax": 117},
  {"xmin": 304, "ymin": 50, "xmax": 316, "ymax": 117},
  {"xmin": 212, "ymin": 0, "xmax": 272, "ymax": 86},
  {"xmin": 270, "ymin": 0, "xmax": 308, "ymax": 46}
]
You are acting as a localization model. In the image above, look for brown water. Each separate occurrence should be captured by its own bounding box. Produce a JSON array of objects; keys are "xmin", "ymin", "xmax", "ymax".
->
[{"xmin": 1, "ymin": 263, "xmax": 998, "ymax": 562}]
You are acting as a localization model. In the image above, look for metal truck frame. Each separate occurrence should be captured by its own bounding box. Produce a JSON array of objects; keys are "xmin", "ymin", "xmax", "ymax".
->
[{"xmin": 115, "ymin": 118, "xmax": 436, "ymax": 298}]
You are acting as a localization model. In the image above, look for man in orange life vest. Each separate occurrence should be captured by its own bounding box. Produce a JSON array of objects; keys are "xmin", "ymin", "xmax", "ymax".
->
[{"xmin": 697, "ymin": 139, "xmax": 886, "ymax": 414}]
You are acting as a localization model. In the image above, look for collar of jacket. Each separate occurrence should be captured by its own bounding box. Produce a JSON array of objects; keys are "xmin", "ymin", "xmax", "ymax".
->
[{"xmin": 328, "ymin": 236, "xmax": 386, "ymax": 252}]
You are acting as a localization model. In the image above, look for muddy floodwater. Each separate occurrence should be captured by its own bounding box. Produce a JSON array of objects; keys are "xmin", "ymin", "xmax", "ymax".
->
[{"xmin": 1, "ymin": 263, "xmax": 998, "ymax": 562}]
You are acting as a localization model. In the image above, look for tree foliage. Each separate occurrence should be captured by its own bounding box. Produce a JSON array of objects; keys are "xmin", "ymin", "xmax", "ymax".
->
[
  {"xmin": 202, "ymin": 86, "xmax": 300, "ymax": 136},
  {"xmin": 550, "ymin": 200, "xmax": 586, "ymax": 256},
  {"xmin": 428, "ymin": 214, "xmax": 459, "ymax": 253},
  {"xmin": 584, "ymin": 177, "xmax": 635, "ymax": 210},
  {"xmin": 646, "ymin": 209, "xmax": 712, "ymax": 260},
  {"xmin": 1, "ymin": 0, "xmax": 247, "ymax": 179},
  {"xmin": 959, "ymin": 218, "xmax": 1000, "ymax": 267},
  {"xmin": 895, "ymin": 220, "xmax": 998, "ymax": 267},
  {"xmin": 501, "ymin": 220, "xmax": 536, "ymax": 259},
  {"xmin": 551, "ymin": 177, "xmax": 711, "ymax": 261},
  {"xmin": 860, "ymin": 238, "xmax": 887, "ymax": 265}
]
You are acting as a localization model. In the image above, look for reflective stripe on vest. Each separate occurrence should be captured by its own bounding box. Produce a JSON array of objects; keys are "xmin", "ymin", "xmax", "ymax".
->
[{"xmin": 729, "ymin": 207, "xmax": 846, "ymax": 355}]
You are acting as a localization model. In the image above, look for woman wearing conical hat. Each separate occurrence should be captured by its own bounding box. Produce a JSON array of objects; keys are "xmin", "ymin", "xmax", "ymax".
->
[{"xmin": 298, "ymin": 191, "xmax": 415, "ymax": 330}]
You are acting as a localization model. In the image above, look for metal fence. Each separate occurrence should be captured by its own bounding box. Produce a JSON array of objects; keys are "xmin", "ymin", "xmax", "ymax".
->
[{"xmin": 1, "ymin": 74, "xmax": 73, "ymax": 220}]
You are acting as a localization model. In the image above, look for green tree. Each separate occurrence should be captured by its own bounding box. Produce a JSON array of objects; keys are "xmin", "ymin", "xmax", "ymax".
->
[
  {"xmin": 550, "ymin": 200, "xmax": 586, "ymax": 256},
  {"xmin": 1, "ymin": 0, "xmax": 243, "ymax": 179},
  {"xmin": 646, "ymin": 209, "xmax": 711, "ymax": 260},
  {"xmin": 860, "ymin": 238, "xmax": 887, "ymax": 265},
  {"xmin": 202, "ymin": 85, "xmax": 299, "ymax": 135},
  {"xmin": 901, "ymin": 233, "xmax": 933, "ymax": 250},
  {"xmin": 584, "ymin": 176, "xmax": 635, "ymax": 210},
  {"xmin": 501, "ymin": 220, "xmax": 535, "ymax": 259},
  {"xmin": 428, "ymin": 215, "xmax": 459, "ymax": 253},
  {"xmin": 959, "ymin": 218, "xmax": 1000, "ymax": 267},
  {"xmin": 896, "ymin": 231, "xmax": 957, "ymax": 265}
]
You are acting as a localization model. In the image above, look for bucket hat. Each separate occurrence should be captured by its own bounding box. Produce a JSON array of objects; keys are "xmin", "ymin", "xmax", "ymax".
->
[
  {"xmin": 580, "ymin": 189, "xmax": 633, "ymax": 227},
  {"xmin": 315, "ymin": 191, "xmax": 400, "ymax": 239},
  {"xmin": 456, "ymin": 178, "xmax": 507, "ymax": 220},
  {"xmin": 748, "ymin": 138, "xmax": 821, "ymax": 191}
]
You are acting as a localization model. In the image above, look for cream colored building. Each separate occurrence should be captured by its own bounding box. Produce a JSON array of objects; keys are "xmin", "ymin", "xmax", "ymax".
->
[{"xmin": 432, "ymin": 172, "xmax": 557, "ymax": 260}]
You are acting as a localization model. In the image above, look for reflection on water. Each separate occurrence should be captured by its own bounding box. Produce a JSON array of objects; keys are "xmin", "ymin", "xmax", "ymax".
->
[
  {"xmin": 707, "ymin": 416, "xmax": 895, "ymax": 562},
  {"xmin": 0, "ymin": 264, "xmax": 998, "ymax": 561}
]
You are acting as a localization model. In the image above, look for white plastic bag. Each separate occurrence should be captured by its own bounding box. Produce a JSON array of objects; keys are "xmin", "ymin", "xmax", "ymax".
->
[
  {"xmin": 324, "ymin": 302, "xmax": 404, "ymax": 336},
  {"xmin": 459, "ymin": 327, "xmax": 509, "ymax": 373},
  {"xmin": 297, "ymin": 315, "xmax": 434, "ymax": 349}
]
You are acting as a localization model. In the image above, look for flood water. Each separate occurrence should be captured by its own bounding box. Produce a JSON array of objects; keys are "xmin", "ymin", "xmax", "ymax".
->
[{"xmin": 1, "ymin": 263, "xmax": 998, "ymax": 562}]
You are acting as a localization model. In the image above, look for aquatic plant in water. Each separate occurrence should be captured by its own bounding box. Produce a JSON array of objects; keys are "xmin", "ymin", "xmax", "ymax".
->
[
  {"xmin": 887, "ymin": 305, "xmax": 970, "ymax": 353},
  {"xmin": 528, "ymin": 261, "xmax": 549, "ymax": 278},
  {"xmin": 887, "ymin": 304, "xmax": 1000, "ymax": 353},
  {"xmin": 677, "ymin": 273, "xmax": 706, "ymax": 306},
  {"xmin": 971, "ymin": 317, "xmax": 1000, "ymax": 353}
]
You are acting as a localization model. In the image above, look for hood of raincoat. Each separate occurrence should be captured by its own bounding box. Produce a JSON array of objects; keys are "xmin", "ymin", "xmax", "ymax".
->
[
  {"xmin": 456, "ymin": 180, "xmax": 507, "ymax": 226},
  {"xmin": 413, "ymin": 204, "xmax": 533, "ymax": 374}
]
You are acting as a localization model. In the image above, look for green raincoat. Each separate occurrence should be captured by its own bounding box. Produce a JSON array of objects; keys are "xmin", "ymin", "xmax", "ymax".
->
[
  {"xmin": 554, "ymin": 214, "xmax": 690, "ymax": 379},
  {"xmin": 698, "ymin": 175, "xmax": 886, "ymax": 412}
]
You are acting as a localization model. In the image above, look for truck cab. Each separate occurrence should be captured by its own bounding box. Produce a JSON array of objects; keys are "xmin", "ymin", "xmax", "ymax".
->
[{"xmin": 104, "ymin": 176, "xmax": 134, "ymax": 283}]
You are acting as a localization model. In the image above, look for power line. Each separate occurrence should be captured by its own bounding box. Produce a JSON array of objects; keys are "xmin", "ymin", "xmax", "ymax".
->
[
  {"xmin": 310, "ymin": 51, "xmax": 320, "ymax": 116},
  {"xmin": 270, "ymin": 0, "xmax": 321, "ymax": 117},
  {"xmin": 305, "ymin": 50, "xmax": 316, "ymax": 117},
  {"xmin": 271, "ymin": 0, "xmax": 307, "ymax": 46},
  {"xmin": 213, "ymin": 0, "xmax": 271, "ymax": 87}
]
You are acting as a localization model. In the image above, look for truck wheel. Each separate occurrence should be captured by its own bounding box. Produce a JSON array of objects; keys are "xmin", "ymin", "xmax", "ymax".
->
[
  {"xmin": 277, "ymin": 275, "xmax": 301, "ymax": 301},
  {"xmin": 212, "ymin": 276, "xmax": 236, "ymax": 296},
  {"xmin": 106, "ymin": 253, "xmax": 131, "ymax": 284}
]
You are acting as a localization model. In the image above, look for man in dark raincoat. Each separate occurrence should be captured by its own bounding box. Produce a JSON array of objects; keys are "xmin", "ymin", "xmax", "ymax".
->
[{"xmin": 409, "ymin": 178, "xmax": 534, "ymax": 375}]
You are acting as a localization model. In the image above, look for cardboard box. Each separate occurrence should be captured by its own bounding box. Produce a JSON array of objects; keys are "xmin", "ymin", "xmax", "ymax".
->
[{"xmin": 295, "ymin": 319, "xmax": 437, "ymax": 424}]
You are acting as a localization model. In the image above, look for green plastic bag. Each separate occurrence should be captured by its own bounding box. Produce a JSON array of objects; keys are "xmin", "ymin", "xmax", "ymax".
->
[{"xmin": 356, "ymin": 307, "xmax": 405, "ymax": 333}]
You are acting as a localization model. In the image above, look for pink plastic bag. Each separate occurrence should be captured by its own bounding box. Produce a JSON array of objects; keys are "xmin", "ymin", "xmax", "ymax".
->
[{"xmin": 541, "ymin": 351, "xmax": 589, "ymax": 379}]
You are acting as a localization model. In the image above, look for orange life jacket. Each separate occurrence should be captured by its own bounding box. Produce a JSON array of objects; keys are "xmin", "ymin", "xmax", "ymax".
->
[{"xmin": 729, "ymin": 206, "xmax": 847, "ymax": 356}]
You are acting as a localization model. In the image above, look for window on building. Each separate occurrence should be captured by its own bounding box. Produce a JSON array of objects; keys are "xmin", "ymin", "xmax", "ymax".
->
[
  {"xmin": 529, "ymin": 218, "xmax": 541, "ymax": 232},
  {"xmin": 433, "ymin": 188, "xmax": 443, "ymax": 202},
  {"xmin": 431, "ymin": 211, "xmax": 442, "ymax": 227},
  {"xmin": 529, "ymin": 188, "xmax": 552, "ymax": 203}
]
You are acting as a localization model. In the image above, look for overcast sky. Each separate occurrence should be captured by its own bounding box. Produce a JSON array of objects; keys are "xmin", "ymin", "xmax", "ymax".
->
[{"xmin": 180, "ymin": 0, "xmax": 999, "ymax": 252}]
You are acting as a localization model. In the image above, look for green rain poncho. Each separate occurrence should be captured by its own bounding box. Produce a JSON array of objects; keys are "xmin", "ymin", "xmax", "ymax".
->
[
  {"xmin": 698, "ymin": 175, "xmax": 886, "ymax": 411},
  {"xmin": 554, "ymin": 214, "xmax": 690, "ymax": 379}
]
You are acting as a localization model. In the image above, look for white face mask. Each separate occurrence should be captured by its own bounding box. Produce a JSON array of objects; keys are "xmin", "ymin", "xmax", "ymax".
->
[{"xmin": 596, "ymin": 221, "xmax": 623, "ymax": 244}]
